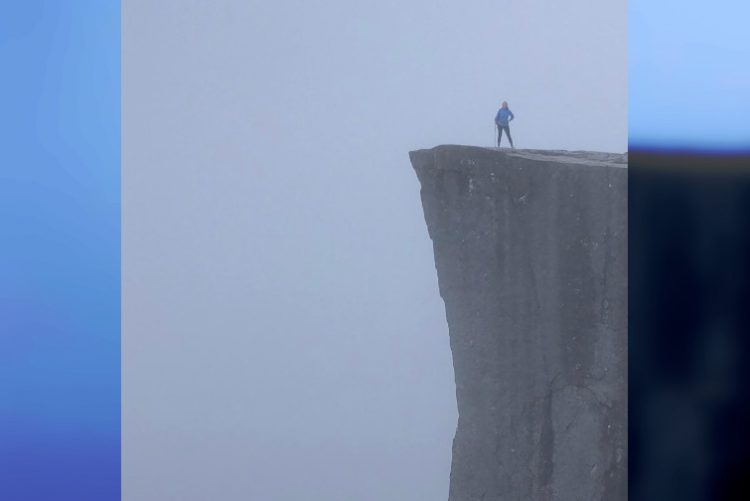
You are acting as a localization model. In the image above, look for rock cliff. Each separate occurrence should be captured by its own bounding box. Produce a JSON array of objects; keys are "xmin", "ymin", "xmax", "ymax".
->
[{"xmin": 410, "ymin": 145, "xmax": 627, "ymax": 501}]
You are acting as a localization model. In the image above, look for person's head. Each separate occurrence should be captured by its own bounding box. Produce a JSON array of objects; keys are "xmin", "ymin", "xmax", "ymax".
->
[{"xmin": 501, "ymin": 101, "xmax": 508, "ymax": 108}]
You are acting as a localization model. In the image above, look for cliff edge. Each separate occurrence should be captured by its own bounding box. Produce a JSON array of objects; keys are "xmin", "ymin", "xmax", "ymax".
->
[{"xmin": 410, "ymin": 145, "xmax": 627, "ymax": 501}]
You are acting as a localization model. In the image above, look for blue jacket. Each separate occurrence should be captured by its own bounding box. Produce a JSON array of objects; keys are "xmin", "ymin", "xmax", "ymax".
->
[{"xmin": 495, "ymin": 108, "xmax": 514, "ymax": 126}]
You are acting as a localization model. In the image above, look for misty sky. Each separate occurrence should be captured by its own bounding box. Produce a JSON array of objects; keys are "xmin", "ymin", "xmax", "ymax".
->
[{"xmin": 123, "ymin": 1, "xmax": 626, "ymax": 499}]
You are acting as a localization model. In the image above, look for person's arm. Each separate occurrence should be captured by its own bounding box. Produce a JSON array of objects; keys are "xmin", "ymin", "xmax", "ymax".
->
[
  {"xmin": 495, "ymin": 110, "xmax": 501, "ymax": 124},
  {"xmin": 509, "ymin": 110, "xmax": 515, "ymax": 121}
]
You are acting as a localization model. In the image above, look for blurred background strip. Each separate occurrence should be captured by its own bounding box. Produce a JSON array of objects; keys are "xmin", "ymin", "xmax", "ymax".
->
[
  {"xmin": 630, "ymin": 1, "xmax": 750, "ymax": 500},
  {"xmin": 0, "ymin": 2, "xmax": 121, "ymax": 500}
]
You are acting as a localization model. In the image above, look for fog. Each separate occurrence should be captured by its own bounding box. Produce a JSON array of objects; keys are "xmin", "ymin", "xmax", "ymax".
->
[{"xmin": 122, "ymin": 1, "xmax": 625, "ymax": 499}]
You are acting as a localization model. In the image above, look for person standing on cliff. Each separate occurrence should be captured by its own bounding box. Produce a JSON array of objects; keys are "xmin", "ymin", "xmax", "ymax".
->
[{"xmin": 495, "ymin": 101, "xmax": 515, "ymax": 148}]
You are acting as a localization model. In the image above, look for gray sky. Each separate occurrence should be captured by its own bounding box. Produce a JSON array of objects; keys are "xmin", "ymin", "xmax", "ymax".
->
[{"xmin": 123, "ymin": 1, "xmax": 625, "ymax": 499}]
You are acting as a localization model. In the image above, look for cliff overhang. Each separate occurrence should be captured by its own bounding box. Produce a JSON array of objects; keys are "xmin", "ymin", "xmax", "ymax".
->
[{"xmin": 411, "ymin": 145, "xmax": 627, "ymax": 501}]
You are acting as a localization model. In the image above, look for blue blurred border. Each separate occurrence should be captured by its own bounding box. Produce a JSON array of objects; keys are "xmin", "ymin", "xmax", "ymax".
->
[
  {"xmin": 629, "ymin": 2, "xmax": 750, "ymax": 499},
  {"xmin": 0, "ymin": 2, "xmax": 120, "ymax": 500},
  {"xmin": 630, "ymin": 0, "xmax": 750, "ymax": 152}
]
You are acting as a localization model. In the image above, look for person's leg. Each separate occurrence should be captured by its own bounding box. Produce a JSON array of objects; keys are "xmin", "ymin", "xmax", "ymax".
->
[
  {"xmin": 506, "ymin": 126, "xmax": 514, "ymax": 148},
  {"xmin": 498, "ymin": 126, "xmax": 508, "ymax": 147},
  {"xmin": 498, "ymin": 126, "xmax": 507, "ymax": 146}
]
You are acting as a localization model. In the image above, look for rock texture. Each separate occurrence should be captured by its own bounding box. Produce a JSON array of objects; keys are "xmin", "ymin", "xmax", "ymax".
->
[{"xmin": 410, "ymin": 145, "xmax": 627, "ymax": 501}]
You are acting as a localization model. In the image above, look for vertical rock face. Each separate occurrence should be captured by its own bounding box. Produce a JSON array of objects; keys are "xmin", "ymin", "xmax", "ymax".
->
[{"xmin": 410, "ymin": 145, "xmax": 627, "ymax": 501}]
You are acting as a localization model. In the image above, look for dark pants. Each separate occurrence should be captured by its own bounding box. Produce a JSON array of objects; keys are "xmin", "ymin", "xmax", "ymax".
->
[{"xmin": 497, "ymin": 125, "xmax": 513, "ymax": 148}]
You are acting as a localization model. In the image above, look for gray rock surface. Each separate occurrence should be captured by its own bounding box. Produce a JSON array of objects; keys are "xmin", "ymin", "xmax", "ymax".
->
[{"xmin": 410, "ymin": 145, "xmax": 627, "ymax": 501}]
